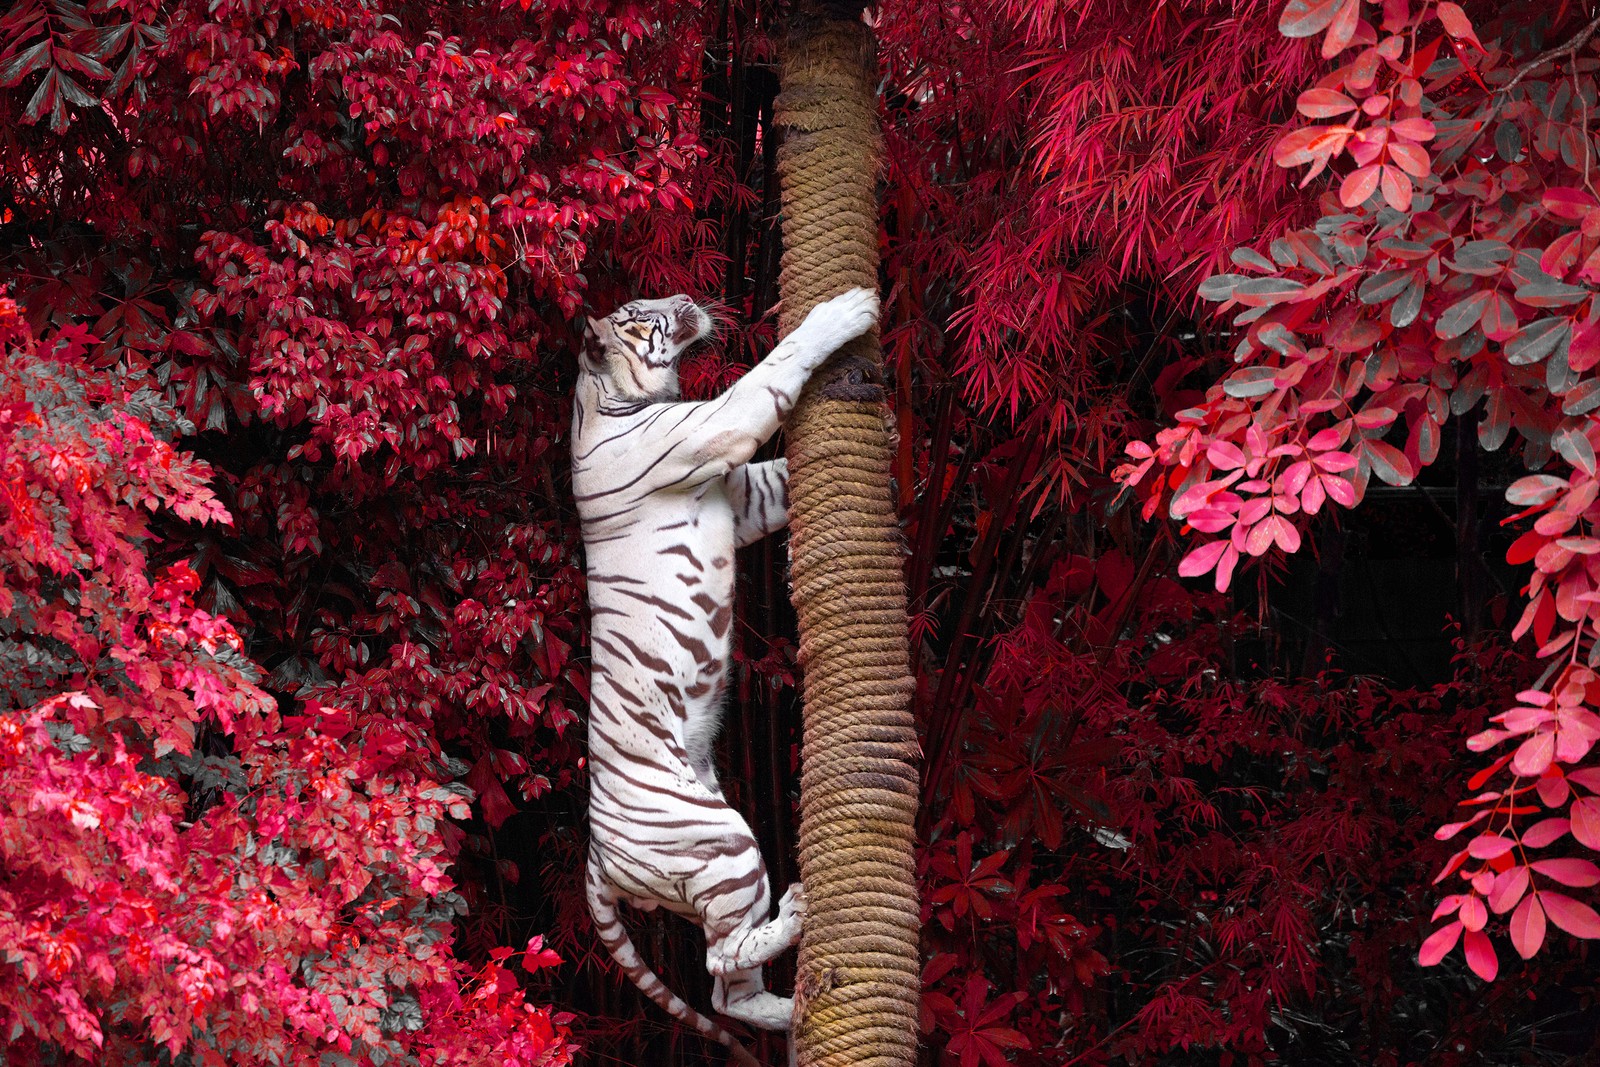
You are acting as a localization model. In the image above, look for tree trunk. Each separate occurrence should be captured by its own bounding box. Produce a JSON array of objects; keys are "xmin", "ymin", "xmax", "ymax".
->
[{"xmin": 775, "ymin": 7, "xmax": 920, "ymax": 1067}]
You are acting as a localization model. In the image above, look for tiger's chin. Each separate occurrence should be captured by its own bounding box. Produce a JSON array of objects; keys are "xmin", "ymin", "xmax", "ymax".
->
[{"xmin": 669, "ymin": 301, "xmax": 713, "ymax": 347}]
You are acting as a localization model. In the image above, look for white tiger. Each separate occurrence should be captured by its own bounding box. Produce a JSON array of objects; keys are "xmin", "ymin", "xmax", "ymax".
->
[{"xmin": 572, "ymin": 286, "xmax": 880, "ymax": 1062}]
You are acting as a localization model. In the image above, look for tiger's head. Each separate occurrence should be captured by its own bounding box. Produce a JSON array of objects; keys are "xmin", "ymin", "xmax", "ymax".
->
[{"xmin": 582, "ymin": 295, "xmax": 713, "ymax": 404}]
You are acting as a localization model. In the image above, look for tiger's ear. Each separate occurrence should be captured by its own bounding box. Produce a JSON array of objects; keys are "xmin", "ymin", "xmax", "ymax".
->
[{"xmin": 581, "ymin": 316, "xmax": 610, "ymax": 371}]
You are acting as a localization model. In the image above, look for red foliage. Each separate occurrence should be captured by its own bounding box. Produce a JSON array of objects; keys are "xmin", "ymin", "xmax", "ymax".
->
[
  {"xmin": 4, "ymin": 0, "xmax": 1600, "ymax": 1065},
  {"xmin": 1115, "ymin": 0, "xmax": 1600, "ymax": 980},
  {"xmin": 0, "ymin": 295, "xmax": 571, "ymax": 1063},
  {"xmin": 0, "ymin": 0, "xmax": 702, "ymax": 1060}
]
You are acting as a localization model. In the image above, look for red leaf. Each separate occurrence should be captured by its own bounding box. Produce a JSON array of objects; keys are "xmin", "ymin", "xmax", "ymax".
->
[
  {"xmin": 1297, "ymin": 88, "xmax": 1358, "ymax": 118},
  {"xmin": 1544, "ymin": 187, "xmax": 1599, "ymax": 220},
  {"xmin": 1436, "ymin": 2, "xmax": 1484, "ymax": 51},
  {"xmin": 1530, "ymin": 858, "xmax": 1600, "ymax": 887},
  {"xmin": 1488, "ymin": 865, "xmax": 1529, "ymax": 914},
  {"xmin": 1480, "ymin": 293, "xmax": 1518, "ymax": 342},
  {"xmin": 1510, "ymin": 895, "xmax": 1547, "ymax": 959},
  {"xmin": 1467, "ymin": 834, "xmax": 1514, "ymax": 860},
  {"xmin": 1467, "ymin": 752, "xmax": 1516, "ymax": 790},
  {"xmin": 1543, "ymin": 231, "xmax": 1584, "ymax": 276},
  {"xmin": 467, "ymin": 756, "xmax": 519, "ymax": 830},
  {"xmin": 1178, "ymin": 540, "xmax": 1229, "ymax": 578},
  {"xmin": 521, "ymin": 934, "xmax": 564, "ymax": 972},
  {"xmin": 1322, "ymin": 0, "xmax": 1361, "ymax": 58},
  {"xmin": 1379, "ymin": 166, "xmax": 1412, "ymax": 212},
  {"xmin": 1572, "ymin": 796, "xmax": 1600, "ymax": 849},
  {"xmin": 1279, "ymin": 0, "xmax": 1340, "ymax": 38},
  {"xmin": 1340, "ymin": 163, "xmax": 1381, "ymax": 207},
  {"xmin": 1511, "ymin": 731, "xmax": 1556, "ymax": 778},
  {"xmin": 1418, "ymin": 920, "xmax": 1462, "ymax": 965},
  {"xmin": 1462, "ymin": 929, "xmax": 1499, "ymax": 981},
  {"xmin": 1539, "ymin": 890, "xmax": 1600, "ymax": 938},
  {"xmin": 1571, "ymin": 322, "xmax": 1600, "ymax": 373}
]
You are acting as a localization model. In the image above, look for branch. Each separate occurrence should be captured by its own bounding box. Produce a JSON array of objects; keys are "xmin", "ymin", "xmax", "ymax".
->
[
  {"xmin": 1455, "ymin": 10, "xmax": 1600, "ymax": 165},
  {"xmin": 1500, "ymin": 11, "xmax": 1600, "ymax": 98}
]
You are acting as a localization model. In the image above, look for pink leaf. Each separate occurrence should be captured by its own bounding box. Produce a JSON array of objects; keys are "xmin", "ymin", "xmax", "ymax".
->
[
  {"xmin": 1322, "ymin": 474, "xmax": 1357, "ymax": 507},
  {"xmin": 1571, "ymin": 797, "xmax": 1600, "ymax": 849},
  {"xmin": 1188, "ymin": 508, "xmax": 1236, "ymax": 533},
  {"xmin": 1302, "ymin": 476, "xmax": 1327, "ymax": 514},
  {"xmin": 1340, "ymin": 163, "xmax": 1381, "ymax": 207},
  {"xmin": 1467, "ymin": 834, "xmax": 1514, "ymax": 859},
  {"xmin": 1544, "ymin": 187, "xmax": 1600, "ymax": 221},
  {"xmin": 1488, "ymin": 865, "xmax": 1529, "ymax": 914},
  {"xmin": 1418, "ymin": 920, "xmax": 1462, "ymax": 966},
  {"xmin": 1297, "ymin": 88, "xmax": 1359, "ymax": 118},
  {"xmin": 1522, "ymin": 817, "xmax": 1570, "ymax": 849},
  {"xmin": 1322, "ymin": 0, "xmax": 1361, "ymax": 57},
  {"xmin": 1509, "ymin": 894, "xmax": 1547, "ymax": 959},
  {"xmin": 1178, "ymin": 540, "xmax": 1229, "ymax": 578},
  {"xmin": 1265, "ymin": 514, "xmax": 1302, "ymax": 553},
  {"xmin": 1242, "ymin": 519, "xmax": 1273, "ymax": 557},
  {"xmin": 1537, "ymin": 774, "xmax": 1571, "ymax": 807},
  {"xmin": 1435, "ymin": 808, "xmax": 1491, "ymax": 840},
  {"xmin": 1307, "ymin": 425, "xmax": 1349, "ymax": 449},
  {"xmin": 1462, "ymin": 929, "xmax": 1498, "ymax": 980},
  {"xmin": 1511, "ymin": 730, "xmax": 1556, "ymax": 777},
  {"xmin": 1467, "ymin": 727, "xmax": 1512, "ymax": 752},
  {"xmin": 1206, "ymin": 440, "xmax": 1247, "ymax": 470},
  {"xmin": 1436, "ymin": 2, "xmax": 1483, "ymax": 50},
  {"xmin": 1390, "ymin": 117, "xmax": 1436, "ymax": 142},
  {"xmin": 1530, "ymin": 858, "xmax": 1600, "ymax": 887},
  {"xmin": 1387, "ymin": 141, "xmax": 1430, "ymax": 178},
  {"xmin": 1379, "ymin": 166, "xmax": 1412, "ymax": 212},
  {"xmin": 1214, "ymin": 544, "xmax": 1241, "ymax": 592},
  {"xmin": 1539, "ymin": 890, "xmax": 1600, "ymax": 938}
]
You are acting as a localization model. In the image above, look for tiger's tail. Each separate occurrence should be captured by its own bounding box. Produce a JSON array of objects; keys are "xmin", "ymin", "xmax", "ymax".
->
[{"xmin": 585, "ymin": 858, "xmax": 761, "ymax": 1067}]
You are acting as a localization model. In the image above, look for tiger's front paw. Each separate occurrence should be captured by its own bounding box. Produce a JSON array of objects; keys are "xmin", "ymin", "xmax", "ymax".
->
[
  {"xmin": 777, "ymin": 882, "xmax": 807, "ymax": 926},
  {"xmin": 800, "ymin": 287, "xmax": 879, "ymax": 352}
]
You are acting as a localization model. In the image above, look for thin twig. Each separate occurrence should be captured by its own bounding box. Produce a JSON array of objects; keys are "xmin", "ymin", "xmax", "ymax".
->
[
  {"xmin": 1577, "ymin": 60, "xmax": 1599, "ymax": 199},
  {"xmin": 1466, "ymin": 11, "xmax": 1600, "ymax": 143},
  {"xmin": 1499, "ymin": 12, "xmax": 1600, "ymax": 99}
]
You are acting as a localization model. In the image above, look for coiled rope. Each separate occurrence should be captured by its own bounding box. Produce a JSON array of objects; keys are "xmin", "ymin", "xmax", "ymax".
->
[{"xmin": 776, "ymin": 8, "xmax": 920, "ymax": 1067}]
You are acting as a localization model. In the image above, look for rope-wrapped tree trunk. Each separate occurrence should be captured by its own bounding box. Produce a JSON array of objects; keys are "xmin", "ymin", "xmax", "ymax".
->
[{"xmin": 775, "ymin": 6, "xmax": 920, "ymax": 1067}]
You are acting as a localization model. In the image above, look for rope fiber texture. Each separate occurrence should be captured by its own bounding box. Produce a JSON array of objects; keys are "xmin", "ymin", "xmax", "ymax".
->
[{"xmin": 776, "ymin": 9, "xmax": 920, "ymax": 1067}]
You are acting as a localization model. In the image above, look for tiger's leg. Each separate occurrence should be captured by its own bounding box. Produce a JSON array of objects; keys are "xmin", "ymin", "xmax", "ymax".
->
[
  {"xmin": 707, "ymin": 876, "xmax": 803, "ymax": 1031},
  {"xmin": 712, "ymin": 969, "xmax": 793, "ymax": 1031},
  {"xmin": 661, "ymin": 289, "xmax": 878, "ymax": 486},
  {"xmin": 705, "ymin": 881, "xmax": 806, "ymax": 974},
  {"xmin": 727, "ymin": 459, "xmax": 789, "ymax": 548}
]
